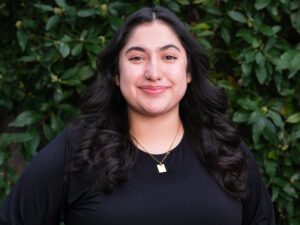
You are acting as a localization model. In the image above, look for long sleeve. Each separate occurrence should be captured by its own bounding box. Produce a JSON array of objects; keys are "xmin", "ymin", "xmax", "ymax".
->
[
  {"xmin": 0, "ymin": 131, "xmax": 70, "ymax": 225},
  {"xmin": 240, "ymin": 142, "xmax": 276, "ymax": 225}
]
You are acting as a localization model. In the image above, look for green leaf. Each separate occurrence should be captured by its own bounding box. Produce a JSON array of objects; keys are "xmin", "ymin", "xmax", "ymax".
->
[
  {"xmin": 237, "ymin": 98, "xmax": 258, "ymax": 110},
  {"xmin": 18, "ymin": 55, "xmax": 36, "ymax": 62},
  {"xmin": 189, "ymin": 23, "xmax": 211, "ymax": 31},
  {"xmin": 0, "ymin": 99, "xmax": 13, "ymax": 111},
  {"xmin": 71, "ymin": 43, "xmax": 83, "ymax": 56},
  {"xmin": 289, "ymin": 52, "xmax": 300, "ymax": 78},
  {"xmin": 264, "ymin": 159, "xmax": 277, "ymax": 176},
  {"xmin": 252, "ymin": 117, "xmax": 266, "ymax": 144},
  {"xmin": 255, "ymin": 64, "xmax": 268, "ymax": 84},
  {"xmin": 196, "ymin": 30, "xmax": 214, "ymax": 37},
  {"xmin": 228, "ymin": 10, "xmax": 248, "ymax": 23},
  {"xmin": 291, "ymin": 173, "xmax": 300, "ymax": 182},
  {"xmin": 232, "ymin": 111, "xmax": 250, "ymax": 123},
  {"xmin": 267, "ymin": 110, "xmax": 284, "ymax": 129},
  {"xmin": 61, "ymin": 79, "xmax": 81, "ymax": 86},
  {"xmin": 42, "ymin": 124, "xmax": 55, "ymax": 141},
  {"xmin": 198, "ymin": 37, "xmax": 212, "ymax": 50},
  {"xmin": 263, "ymin": 119, "xmax": 278, "ymax": 143},
  {"xmin": 50, "ymin": 114, "xmax": 65, "ymax": 135},
  {"xmin": 243, "ymin": 49, "xmax": 256, "ymax": 63},
  {"xmin": 176, "ymin": 0, "xmax": 189, "ymax": 5},
  {"xmin": 84, "ymin": 43, "xmax": 102, "ymax": 54},
  {"xmin": 39, "ymin": 102, "xmax": 53, "ymax": 112},
  {"xmin": 53, "ymin": 85, "xmax": 63, "ymax": 103},
  {"xmin": 255, "ymin": 52, "xmax": 265, "ymax": 66},
  {"xmin": 33, "ymin": 3, "xmax": 54, "ymax": 11},
  {"xmin": 167, "ymin": 2, "xmax": 180, "ymax": 12},
  {"xmin": 45, "ymin": 15, "xmax": 60, "ymax": 31},
  {"xmin": 272, "ymin": 25, "xmax": 281, "ymax": 34},
  {"xmin": 268, "ymin": 151, "xmax": 278, "ymax": 160},
  {"xmin": 16, "ymin": 29, "xmax": 27, "ymax": 51},
  {"xmin": 108, "ymin": 4, "xmax": 118, "ymax": 16},
  {"xmin": 55, "ymin": 0, "xmax": 68, "ymax": 9},
  {"xmin": 220, "ymin": 27, "xmax": 230, "ymax": 46},
  {"xmin": 59, "ymin": 43, "xmax": 70, "ymax": 58},
  {"xmin": 0, "ymin": 152, "xmax": 5, "ymax": 166},
  {"xmin": 77, "ymin": 65, "xmax": 94, "ymax": 81},
  {"xmin": 276, "ymin": 50, "xmax": 298, "ymax": 71},
  {"xmin": 286, "ymin": 113, "xmax": 300, "ymax": 123},
  {"xmin": 283, "ymin": 183, "xmax": 298, "ymax": 198},
  {"xmin": 88, "ymin": 52, "xmax": 97, "ymax": 69},
  {"xmin": 0, "ymin": 132, "xmax": 33, "ymax": 145},
  {"xmin": 257, "ymin": 24, "xmax": 274, "ymax": 36},
  {"xmin": 291, "ymin": 147, "xmax": 300, "ymax": 166},
  {"xmin": 272, "ymin": 177, "xmax": 287, "ymax": 187},
  {"xmin": 58, "ymin": 104, "xmax": 78, "ymax": 115},
  {"xmin": 61, "ymin": 36, "xmax": 72, "ymax": 43},
  {"xmin": 77, "ymin": 9, "xmax": 97, "ymax": 17},
  {"xmin": 23, "ymin": 128, "xmax": 40, "ymax": 160},
  {"xmin": 202, "ymin": 6, "xmax": 222, "ymax": 15},
  {"xmin": 241, "ymin": 61, "xmax": 252, "ymax": 76},
  {"xmin": 255, "ymin": 0, "xmax": 272, "ymax": 10},
  {"xmin": 264, "ymin": 37, "xmax": 276, "ymax": 52},
  {"xmin": 252, "ymin": 36, "xmax": 261, "ymax": 48},
  {"xmin": 61, "ymin": 66, "xmax": 80, "ymax": 80},
  {"xmin": 236, "ymin": 29, "xmax": 253, "ymax": 44},
  {"xmin": 109, "ymin": 16, "xmax": 123, "ymax": 31},
  {"xmin": 9, "ymin": 111, "xmax": 43, "ymax": 127},
  {"xmin": 289, "ymin": 218, "xmax": 300, "ymax": 225},
  {"xmin": 271, "ymin": 186, "xmax": 279, "ymax": 201}
]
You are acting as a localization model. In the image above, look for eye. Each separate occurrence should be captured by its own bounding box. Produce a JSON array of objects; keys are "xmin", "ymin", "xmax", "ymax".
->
[
  {"xmin": 129, "ymin": 56, "xmax": 143, "ymax": 61},
  {"xmin": 163, "ymin": 55, "xmax": 177, "ymax": 60}
]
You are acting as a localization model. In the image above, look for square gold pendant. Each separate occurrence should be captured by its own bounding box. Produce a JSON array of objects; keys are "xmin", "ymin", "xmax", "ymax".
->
[{"xmin": 157, "ymin": 164, "xmax": 167, "ymax": 173}]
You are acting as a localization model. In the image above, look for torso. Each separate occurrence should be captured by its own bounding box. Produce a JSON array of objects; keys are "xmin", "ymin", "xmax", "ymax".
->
[{"xmin": 65, "ymin": 134, "xmax": 242, "ymax": 225}]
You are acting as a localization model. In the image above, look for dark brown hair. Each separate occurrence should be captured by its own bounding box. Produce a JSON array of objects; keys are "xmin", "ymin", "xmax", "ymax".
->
[{"xmin": 69, "ymin": 6, "xmax": 248, "ymax": 199}]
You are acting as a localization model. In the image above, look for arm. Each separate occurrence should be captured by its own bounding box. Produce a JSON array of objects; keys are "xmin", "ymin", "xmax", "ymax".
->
[
  {"xmin": 0, "ymin": 131, "xmax": 71, "ymax": 225},
  {"xmin": 240, "ymin": 142, "xmax": 276, "ymax": 225}
]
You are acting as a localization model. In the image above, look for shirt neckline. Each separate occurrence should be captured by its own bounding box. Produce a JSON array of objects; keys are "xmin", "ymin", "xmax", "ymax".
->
[{"xmin": 136, "ymin": 132, "xmax": 186, "ymax": 157}]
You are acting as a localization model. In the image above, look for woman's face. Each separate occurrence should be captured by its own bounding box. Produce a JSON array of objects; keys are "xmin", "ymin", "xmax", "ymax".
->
[{"xmin": 117, "ymin": 21, "xmax": 191, "ymax": 117}]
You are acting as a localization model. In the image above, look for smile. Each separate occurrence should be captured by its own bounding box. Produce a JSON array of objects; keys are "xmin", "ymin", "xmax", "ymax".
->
[{"xmin": 140, "ymin": 86, "xmax": 168, "ymax": 95}]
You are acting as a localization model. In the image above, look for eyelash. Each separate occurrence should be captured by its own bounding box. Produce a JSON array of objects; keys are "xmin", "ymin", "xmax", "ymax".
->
[
  {"xmin": 164, "ymin": 55, "xmax": 177, "ymax": 60},
  {"xmin": 129, "ymin": 56, "xmax": 143, "ymax": 61},
  {"xmin": 129, "ymin": 55, "xmax": 177, "ymax": 61}
]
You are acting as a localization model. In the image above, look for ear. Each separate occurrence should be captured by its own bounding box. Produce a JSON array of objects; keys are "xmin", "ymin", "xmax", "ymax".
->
[
  {"xmin": 115, "ymin": 74, "xmax": 120, "ymax": 86},
  {"xmin": 187, "ymin": 72, "xmax": 192, "ymax": 83}
]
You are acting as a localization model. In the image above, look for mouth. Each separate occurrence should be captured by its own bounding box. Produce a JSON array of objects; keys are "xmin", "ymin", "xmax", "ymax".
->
[{"xmin": 139, "ymin": 85, "xmax": 169, "ymax": 95}]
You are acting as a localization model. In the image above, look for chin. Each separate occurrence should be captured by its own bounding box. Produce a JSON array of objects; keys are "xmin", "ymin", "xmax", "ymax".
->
[{"xmin": 141, "ymin": 105, "xmax": 174, "ymax": 116}]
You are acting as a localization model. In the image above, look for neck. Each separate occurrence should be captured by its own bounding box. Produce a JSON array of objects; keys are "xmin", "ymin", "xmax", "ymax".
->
[{"xmin": 129, "ymin": 108, "xmax": 183, "ymax": 154}]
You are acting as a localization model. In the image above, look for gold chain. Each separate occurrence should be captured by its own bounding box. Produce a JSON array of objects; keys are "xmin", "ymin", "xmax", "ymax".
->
[{"xmin": 133, "ymin": 123, "xmax": 181, "ymax": 165}]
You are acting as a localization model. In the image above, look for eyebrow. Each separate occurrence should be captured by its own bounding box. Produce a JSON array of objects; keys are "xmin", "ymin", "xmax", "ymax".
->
[
  {"xmin": 125, "ymin": 44, "xmax": 181, "ymax": 55},
  {"xmin": 125, "ymin": 46, "xmax": 146, "ymax": 55},
  {"xmin": 160, "ymin": 44, "xmax": 181, "ymax": 52}
]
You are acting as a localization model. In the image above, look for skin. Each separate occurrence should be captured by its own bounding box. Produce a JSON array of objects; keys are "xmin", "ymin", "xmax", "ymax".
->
[{"xmin": 117, "ymin": 20, "xmax": 191, "ymax": 154}]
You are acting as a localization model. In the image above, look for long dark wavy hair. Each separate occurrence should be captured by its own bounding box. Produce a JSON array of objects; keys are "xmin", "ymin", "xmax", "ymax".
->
[{"xmin": 68, "ymin": 6, "xmax": 248, "ymax": 199}]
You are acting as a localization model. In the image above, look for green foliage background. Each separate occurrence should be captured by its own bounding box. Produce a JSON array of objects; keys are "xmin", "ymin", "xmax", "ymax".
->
[{"xmin": 0, "ymin": 0, "xmax": 300, "ymax": 224}]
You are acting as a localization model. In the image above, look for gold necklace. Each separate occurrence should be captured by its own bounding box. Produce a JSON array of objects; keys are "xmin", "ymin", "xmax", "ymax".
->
[{"xmin": 133, "ymin": 124, "xmax": 181, "ymax": 173}]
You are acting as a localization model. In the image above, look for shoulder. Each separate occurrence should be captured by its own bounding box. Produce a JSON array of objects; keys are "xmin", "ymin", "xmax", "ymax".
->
[
  {"xmin": 237, "ymin": 142, "xmax": 276, "ymax": 224},
  {"xmin": 24, "ymin": 124, "xmax": 83, "ymax": 178},
  {"xmin": 237, "ymin": 141, "xmax": 259, "ymax": 170}
]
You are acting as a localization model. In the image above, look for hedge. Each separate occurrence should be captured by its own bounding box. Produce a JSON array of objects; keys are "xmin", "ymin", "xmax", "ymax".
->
[{"xmin": 0, "ymin": 0, "xmax": 299, "ymax": 224}]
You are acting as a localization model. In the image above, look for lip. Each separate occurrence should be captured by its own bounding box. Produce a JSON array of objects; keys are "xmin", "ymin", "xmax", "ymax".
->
[{"xmin": 139, "ymin": 85, "xmax": 168, "ymax": 95}]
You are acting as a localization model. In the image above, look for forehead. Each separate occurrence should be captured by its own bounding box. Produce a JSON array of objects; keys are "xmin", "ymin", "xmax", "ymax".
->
[{"xmin": 123, "ymin": 21, "xmax": 184, "ymax": 50}]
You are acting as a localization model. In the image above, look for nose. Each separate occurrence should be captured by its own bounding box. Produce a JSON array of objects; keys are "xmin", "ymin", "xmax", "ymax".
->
[{"xmin": 145, "ymin": 57, "xmax": 162, "ymax": 81}]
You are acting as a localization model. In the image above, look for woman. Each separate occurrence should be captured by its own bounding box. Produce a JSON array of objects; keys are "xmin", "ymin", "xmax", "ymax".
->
[{"xmin": 0, "ymin": 6, "xmax": 275, "ymax": 225}]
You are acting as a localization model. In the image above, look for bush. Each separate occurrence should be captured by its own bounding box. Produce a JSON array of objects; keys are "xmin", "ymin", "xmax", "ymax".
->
[{"xmin": 0, "ymin": 0, "xmax": 299, "ymax": 224}]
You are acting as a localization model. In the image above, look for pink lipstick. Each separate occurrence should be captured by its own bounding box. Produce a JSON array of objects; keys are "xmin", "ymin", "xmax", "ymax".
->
[{"xmin": 140, "ymin": 86, "xmax": 168, "ymax": 95}]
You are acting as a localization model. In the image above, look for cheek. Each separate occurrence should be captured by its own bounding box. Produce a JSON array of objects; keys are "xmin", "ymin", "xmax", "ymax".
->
[{"xmin": 118, "ymin": 68, "xmax": 140, "ymax": 100}]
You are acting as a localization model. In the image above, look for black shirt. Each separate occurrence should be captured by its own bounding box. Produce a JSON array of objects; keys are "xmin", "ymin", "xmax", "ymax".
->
[{"xmin": 0, "ymin": 128, "xmax": 275, "ymax": 225}]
